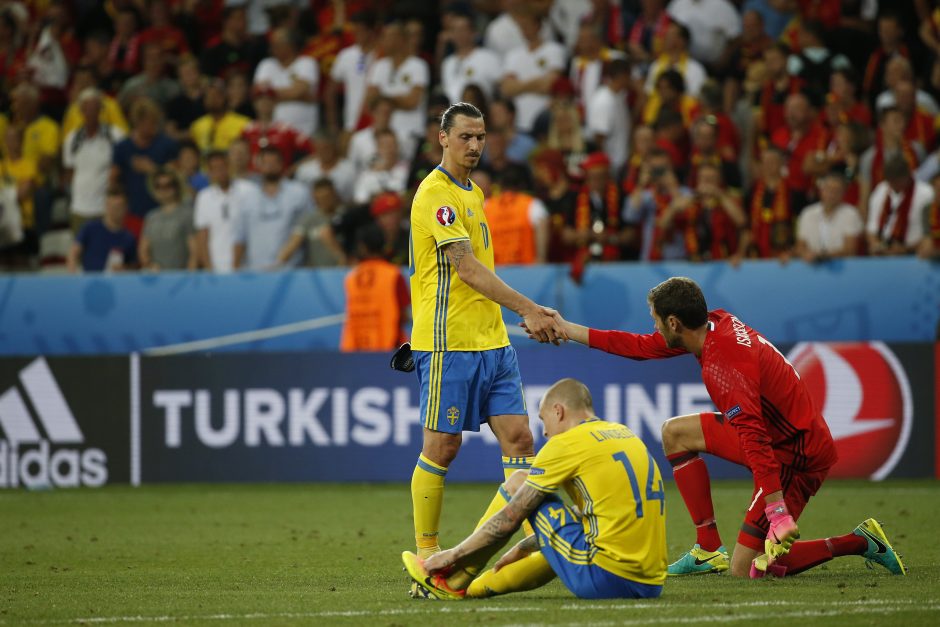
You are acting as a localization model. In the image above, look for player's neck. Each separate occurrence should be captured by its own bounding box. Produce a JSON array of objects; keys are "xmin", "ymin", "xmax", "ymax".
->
[
  {"xmin": 439, "ymin": 159, "xmax": 471, "ymax": 187},
  {"xmin": 685, "ymin": 326, "xmax": 709, "ymax": 358}
]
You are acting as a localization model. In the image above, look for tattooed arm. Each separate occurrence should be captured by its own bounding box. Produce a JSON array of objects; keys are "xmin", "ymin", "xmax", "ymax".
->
[
  {"xmin": 441, "ymin": 240, "xmax": 566, "ymax": 344},
  {"xmin": 423, "ymin": 483, "xmax": 547, "ymax": 573},
  {"xmin": 492, "ymin": 533, "xmax": 541, "ymax": 572}
]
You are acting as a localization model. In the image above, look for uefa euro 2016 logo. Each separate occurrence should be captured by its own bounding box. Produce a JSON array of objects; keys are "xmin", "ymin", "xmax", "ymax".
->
[
  {"xmin": 436, "ymin": 206, "xmax": 456, "ymax": 226},
  {"xmin": 446, "ymin": 406, "xmax": 460, "ymax": 426}
]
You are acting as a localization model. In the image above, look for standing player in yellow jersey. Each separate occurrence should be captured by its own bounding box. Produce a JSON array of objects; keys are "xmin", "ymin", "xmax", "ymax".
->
[
  {"xmin": 407, "ymin": 102, "xmax": 566, "ymax": 579},
  {"xmin": 402, "ymin": 378, "xmax": 667, "ymax": 600}
]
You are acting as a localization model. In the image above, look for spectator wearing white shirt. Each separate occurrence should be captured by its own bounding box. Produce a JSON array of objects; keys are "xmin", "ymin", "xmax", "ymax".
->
[
  {"xmin": 644, "ymin": 20, "xmax": 706, "ymax": 97},
  {"xmin": 347, "ymin": 97, "xmax": 414, "ymax": 175},
  {"xmin": 253, "ymin": 28, "xmax": 319, "ymax": 137},
  {"xmin": 875, "ymin": 56, "xmax": 939, "ymax": 117},
  {"xmin": 62, "ymin": 88, "xmax": 126, "ymax": 234},
  {"xmin": 586, "ymin": 58, "xmax": 631, "ymax": 174},
  {"xmin": 365, "ymin": 21, "xmax": 430, "ymax": 148},
  {"xmin": 500, "ymin": 14, "xmax": 567, "ymax": 134},
  {"xmin": 352, "ymin": 129, "xmax": 409, "ymax": 205},
  {"xmin": 326, "ymin": 11, "xmax": 379, "ymax": 133},
  {"xmin": 195, "ymin": 151, "xmax": 243, "ymax": 273},
  {"xmin": 232, "ymin": 146, "xmax": 313, "ymax": 270},
  {"xmin": 867, "ymin": 154, "xmax": 934, "ymax": 256},
  {"xmin": 795, "ymin": 169, "xmax": 864, "ymax": 262},
  {"xmin": 440, "ymin": 10, "xmax": 501, "ymax": 105},
  {"xmin": 294, "ymin": 132, "xmax": 357, "ymax": 204},
  {"xmin": 569, "ymin": 23, "xmax": 626, "ymax": 112},
  {"xmin": 666, "ymin": 0, "xmax": 741, "ymax": 67}
]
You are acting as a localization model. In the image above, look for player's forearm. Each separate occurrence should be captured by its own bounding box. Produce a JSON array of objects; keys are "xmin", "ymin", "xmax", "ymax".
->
[
  {"xmin": 563, "ymin": 321, "xmax": 590, "ymax": 345},
  {"xmin": 458, "ymin": 254, "xmax": 538, "ymax": 317}
]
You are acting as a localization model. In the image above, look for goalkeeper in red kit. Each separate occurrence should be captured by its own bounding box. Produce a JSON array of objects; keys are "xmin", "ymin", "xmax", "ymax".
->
[{"xmin": 531, "ymin": 276, "xmax": 907, "ymax": 578}]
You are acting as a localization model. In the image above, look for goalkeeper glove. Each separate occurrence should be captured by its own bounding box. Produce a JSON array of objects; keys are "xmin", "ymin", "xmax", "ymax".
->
[{"xmin": 764, "ymin": 499, "xmax": 799, "ymax": 560}]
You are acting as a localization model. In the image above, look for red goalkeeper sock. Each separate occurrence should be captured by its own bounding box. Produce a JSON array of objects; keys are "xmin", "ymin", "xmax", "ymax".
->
[
  {"xmin": 773, "ymin": 534, "xmax": 867, "ymax": 576},
  {"xmin": 668, "ymin": 452, "xmax": 722, "ymax": 551}
]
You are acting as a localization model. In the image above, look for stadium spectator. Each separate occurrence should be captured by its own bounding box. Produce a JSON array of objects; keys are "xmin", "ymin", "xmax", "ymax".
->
[
  {"xmin": 26, "ymin": 0, "xmax": 75, "ymax": 120},
  {"xmin": 459, "ymin": 83, "xmax": 490, "ymax": 119},
  {"xmin": 863, "ymin": 13, "xmax": 909, "ymax": 106},
  {"xmin": 365, "ymin": 21, "xmax": 430, "ymax": 148},
  {"xmin": 531, "ymin": 148, "xmax": 577, "ymax": 262},
  {"xmin": 108, "ymin": 6, "xmax": 142, "ymax": 81},
  {"xmin": 893, "ymin": 80, "xmax": 935, "ymax": 155},
  {"xmin": 232, "ymin": 146, "xmax": 313, "ymax": 270},
  {"xmin": 687, "ymin": 116, "xmax": 741, "ymax": 191},
  {"xmin": 199, "ymin": 5, "xmax": 266, "ymax": 79},
  {"xmin": 643, "ymin": 67, "xmax": 699, "ymax": 128},
  {"xmin": 136, "ymin": 1, "xmax": 189, "ymax": 66},
  {"xmin": 824, "ymin": 121, "xmax": 866, "ymax": 206},
  {"xmin": 164, "ymin": 55, "xmax": 206, "ymax": 143},
  {"xmin": 176, "ymin": 140, "xmax": 209, "ymax": 198},
  {"xmin": 253, "ymin": 28, "xmax": 319, "ymax": 137},
  {"xmin": 0, "ymin": 126, "xmax": 36, "ymax": 256},
  {"xmin": 339, "ymin": 222, "xmax": 410, "ymax": 352},
  {"xmin": 486, "ymin": 98, "xmax": 537, "ymax": 165},
  {"xmin": 586, "ymin": 58, "xmax": 631, "ymax": 174},
  {"xmin": 294, "ymin": 132, "xmax": 356, "ymax": 203},
  {"xmin": 544, "ymin": 100, "xmax": 590, "ymax": 177},
  {"xmin": 696, "ymin": 81, "xmax": 740, "ymax": 161},
  {"xmin": 484, "ymin": 0, "xmax": 555, "ymax": 60},
  {"xmin": 795, "ymin": 168, "xmax": 863, "ymax": 262},
  {"xmin": 367, "ymin": 190, "xmax": 410, "ymax": 266},
  {"xmin": 666, "ymin": 162, "xmax": 745, "ymax": 261},
  {"xmin": 859, "ymin": 106, "xmax": 921, "ymax": 203},
  {"xmin": 500, "ymin": 13, "xmax": 566, "ymax": 135},
  {"xmin": 190, "ymin": 79, "xmax": 251, "ymax": 154},
  {"xmin": 867, "ymin": 154, "xmax": 934, "ymax": 256},
  {"xmin": 645, "ymin": 21, "xmax": 706, "ymax": 101},
  {"xmin": 352, "ymin": 129, "xmax": 409, "ymax": 205},
  {"xmin": 753, "ymin": 42, "xmax": 804, "ymax": 143},
  {"xmin": 61, "ymin": 65, "xmax": 129, "ymax": 139},
  {"xmin": 440, "ymin": 9, "xmax": 501, "ymax": 105},
  {"xmin": 138, "ymin": 168, "xmax": 195, "ymax": 271},
  {"xmin": 118, "ymin": 43, "xmax": 180, "ymax": 110},
  {"xmin": 740, "ymin": 146, "xmax": 804, "ymax": 261},
  {"xmin": 651, "ymin": 108, "xmax": 688, "ymax": 170},
  {"xmin": 62, "ymin": 88, "xmax": 126, "ymax": 234},
  {"xmin": 242, "ymin": 86, "xmax": 313, "ymax": 172},
  {"xmin": 0, "ymin": 9, "xmax": 25, "ymax": 100},
  {"xmin": 67, "ymin": 188, "xmax": 137, "ymax": 273},
  {"xmin": 484, "ymin": 165, "xmax": 549, "ymax": 265},
  {"xmin": 325, "ymin": 11, "xmax": 378, "ymax": 136},
  {"xmin": 626, "ymin": 0, "xmax": 671, "ymax": 66},
  {"xmin": 569, "ymin": 23, "xmax": 627, "ymax": 112},
  {"xmin": 10, "ymin": 82, "xmax": 60, "ymax": 243},
  {"xmin": 226, "ymin": 72, "xmax": 255, "ymax": 119},
  {"xmin": 667, "ymin": 0, "xmax": 741, "ymax": 68},
  {"xmin": 874, "ymin": 56, "xmax": 938, "ymax": 116},
  {"xmin": 346, "ymin": 97, "xmax": 398, "ymax": 174},
  {"xmin": 227, "ymin": 137, "xmax": 256, "ymax": 184},
  {"xmin": 824, "ymin": 68, "xmax": 871, "ymax": 129},
  {"xmin": 567, "ymin": 152, "xmax": 634, "ymax": 262},
  {"xmin": 276, "ymin": 178, "xmax": 347, "ymax": 268},
  {"xmin": 111, "ymin": 98, "xmax": 179, "ymax": 236},
  {"xmin": 194, "ymin": 151, "xmax": 241, "ymax": 273},
  {"xmin": 786, "ymin": 20, "xmax": 851, "ymax": 107},
  {"xmin": 408, "ymin": 117, "xmax": 446, "ymax": 191},
  {"xmin": 621, "ymin": 125, "xmax": 655, "ymax": 195},
  {"xmin": 623, "ymin": 147, "xmax": 694, "ymax": 261},
  {"xmin": 769, "ymin": 93, "xmax": 829, "ymax": 198},
  {"xmin": 720, "ymin": 9, "xmax": 772, "ymax": 88},
  {"xmin": 918, "ymin": 174, "xmax": 940, "ymax": 259}
]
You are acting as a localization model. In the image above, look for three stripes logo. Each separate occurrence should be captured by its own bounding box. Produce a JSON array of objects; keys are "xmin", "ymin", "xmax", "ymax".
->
[{"xmin": 0, "ymin": 358, "xmax": 107, "ymax": 488}]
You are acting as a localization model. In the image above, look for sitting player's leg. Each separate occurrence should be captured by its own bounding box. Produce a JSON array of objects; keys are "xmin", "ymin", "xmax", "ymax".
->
[{"xmin": 662, "ymin": 413, "xmax": 732, "ymax": 574}]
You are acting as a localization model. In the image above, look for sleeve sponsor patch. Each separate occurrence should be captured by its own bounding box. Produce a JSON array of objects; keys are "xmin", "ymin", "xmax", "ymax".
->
[
  {"xmin": 436, "ymin": 206, "xmax": 457, "ymax": 226},
  {"xmin": 725, "ymin": 405, "xmax": 742, "ymax": 419},
  {"xmin": 528, "ymin": 467, "xmax": 546, "ymax": 476}
]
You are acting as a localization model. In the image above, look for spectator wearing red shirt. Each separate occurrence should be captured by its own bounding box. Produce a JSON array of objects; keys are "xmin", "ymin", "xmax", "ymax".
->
[
  {"xmin": 770, "ymin": 93, "xmax": 829, "ymax": 198},
  {"xmin": 199, "ymin": 5, "xmax": 266, "ymax": 79},
  {"xmin": 893, "ymin": 80, "xmax": 935, "ymax": 154},
  {"xmin": 739, "ymin": 146, "xmax": 804, "ymax": 261},
  {"xmin": 136, "ymin": 1, "xmax": 189, "ymax": 67},
  {"xmin": 108, "ymin": 6, "xmax": 143, "ymax": 78},
  {"xmin": 859, "ymin": 106, "xmax": 922, "ymax": 205},
  {"xmin": 242, "ymin": 86, "xmax": 314, "ymax": 172},
  {"xmin": 625, "ymin": 0, "xmax": 671, "ymax": 65},
  {"xmin": 753, "ymin": 43, "xmax": 803, "ymax": 145},
  {"xmin": 824, "ymin": 68, "xmax": 871, "ymax": 129},
  {"xmin": 668, "ymin": 163, "xmax": 746, "ymax": 261},
  {"xmin": 863, "ymin": 13, "xmax": 908, "ymax": 106},
  {"xmin": 687, "ymin": 115, "xmax": 741, "ymax": 191}
]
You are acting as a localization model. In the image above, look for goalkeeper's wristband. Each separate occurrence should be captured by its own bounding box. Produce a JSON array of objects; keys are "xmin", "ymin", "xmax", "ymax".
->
[{"xmin": 764, "ymin": 499, "xmax": 789, "ymax": 523}]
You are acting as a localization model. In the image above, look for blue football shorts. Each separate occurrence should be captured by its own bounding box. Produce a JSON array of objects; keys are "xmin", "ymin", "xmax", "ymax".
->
[
  {"xmin": 413, "ymin": 346, "xmax": 526, "ymax": 433},
  {"xmin": 529, "ymin": 494, "xmax": 663, "ymax": 600}
]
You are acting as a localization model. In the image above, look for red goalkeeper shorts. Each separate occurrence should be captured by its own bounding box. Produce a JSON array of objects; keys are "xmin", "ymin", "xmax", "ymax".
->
[{"xmin": 698, "ymin": 411, "xmax": 830, "ymax": 552}]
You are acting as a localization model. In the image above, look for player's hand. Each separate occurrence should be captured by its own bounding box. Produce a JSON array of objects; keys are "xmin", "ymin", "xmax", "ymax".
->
[
  {"xmin": 493, "ymin": 541, "xmax": 535, "ymax": 572},
  {"xmin": 764, "ymin": 499, "xmax": 799, "ymax": 560},
  {"xmin": 423, "ymin": 549, "xmax": 458, "ymax": 574},
  {"xmin": 521, "ymin": 306, "xmax": 567, "ymax": 345}
]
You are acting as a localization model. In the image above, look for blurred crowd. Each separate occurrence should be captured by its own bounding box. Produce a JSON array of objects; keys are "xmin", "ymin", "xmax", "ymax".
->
[{"xmin": 1, "ymin": 0, "xmax": 940, "ymax": 276}]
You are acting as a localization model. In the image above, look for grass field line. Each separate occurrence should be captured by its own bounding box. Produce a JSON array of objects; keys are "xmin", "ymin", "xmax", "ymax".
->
[
  {"xmin": 11, "ymin": 597, "xmax": 934, "ymax": 625},
  {"xmin": 503, "ymin": 603, "xmax": 940, "ymax": 627}
]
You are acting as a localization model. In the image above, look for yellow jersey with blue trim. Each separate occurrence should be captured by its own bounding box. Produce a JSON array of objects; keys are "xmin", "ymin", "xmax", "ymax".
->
[
  {"xmin": 526, "ymin": 419, "xmax": 668, "ymax": 585},
  {"xmin": 409, "ymin": 166, "xmax": 509, "ymax": 352}
]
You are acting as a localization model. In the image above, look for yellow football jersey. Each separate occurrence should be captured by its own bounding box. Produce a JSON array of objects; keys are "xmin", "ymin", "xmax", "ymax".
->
[
  {"xmin": 409, "ymin": 166, "xmax": 509, "ymax": 352},
  {"xmin": 526, "ymin": 419, "xmax": 668, "ymax": 585}
]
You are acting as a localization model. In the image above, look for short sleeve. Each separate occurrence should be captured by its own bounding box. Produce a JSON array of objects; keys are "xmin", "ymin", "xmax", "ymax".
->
[
  {"xmin": 253, "ymin": 59, "xmax": 272, "ymax": 85},
  {"xmin": 586, "ymin": 92, "xmax": 612, "ymax": 135},
  {"xmin": 413, "ymin": 186, "xmax": 471, "ymax": 247},
  {"xmin": 292, "ymin": 57, "xmax": 319, "ymax": 90},
  {"xmin": 409, "ymin": 58, "xmax": 430, "ymax": 87},
  {"xmin": 193, "ymin": 190, "xmax": 209, "ymax": 229},
  {"xmin": 62, "ymin": 131, "xmax": 76, "ymax": 168},
  {"xmin": 525, "ymin": 437, "xmax": 577, "ymax": 493}
]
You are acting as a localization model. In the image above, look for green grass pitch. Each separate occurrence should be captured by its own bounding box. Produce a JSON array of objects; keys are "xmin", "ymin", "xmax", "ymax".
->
[{"xmin": 2, "ymin": 480, "xmax": 939, "ymax": 625}]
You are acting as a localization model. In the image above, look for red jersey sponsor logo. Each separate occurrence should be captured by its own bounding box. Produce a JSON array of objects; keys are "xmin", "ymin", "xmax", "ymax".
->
[{"xmin": 788, "ymin": 342, "xmax": 912, "ymax": 480}]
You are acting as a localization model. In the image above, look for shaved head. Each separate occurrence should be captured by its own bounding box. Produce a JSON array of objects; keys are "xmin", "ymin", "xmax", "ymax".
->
[{"xmin": 542, "ymin": 378, "xmax": 593, "ymax": 413}]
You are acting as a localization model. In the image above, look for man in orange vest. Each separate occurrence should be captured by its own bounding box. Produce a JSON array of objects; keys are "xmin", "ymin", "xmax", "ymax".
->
[
  {"xmin": 483, "ymin": 165, "xmax": 548, "ymax": 265},
  {"xmin": 339, "ymin": 223, "xmax": 410, "ymax": 352}
]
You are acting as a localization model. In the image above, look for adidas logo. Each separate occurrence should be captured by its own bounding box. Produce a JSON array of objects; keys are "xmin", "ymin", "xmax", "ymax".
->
[{"xmin": 0, "ymin": 358, "xmax": 107, "ymax": 488}]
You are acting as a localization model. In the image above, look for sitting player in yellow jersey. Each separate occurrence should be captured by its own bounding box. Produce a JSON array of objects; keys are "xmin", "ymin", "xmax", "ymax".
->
[
  {"xmin": 406, "ymin": 101, "xmax": 565, "ymax": 596},
  {"xmin": 403, "ymin": 378, "xmax": 667, "ymax": 600}
]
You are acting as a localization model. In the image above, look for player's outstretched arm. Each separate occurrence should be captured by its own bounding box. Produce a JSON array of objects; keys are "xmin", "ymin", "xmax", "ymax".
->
[
  {"xmin": 520, "ymin": 312, "xmax": 589, "ymax": 345},
  {"xmin": 424, "ymin": 483, "xmax": 546, "ymax": 574},
  {"xmin": 442, "ymin": 240, "xmax": 567, "ymax": 344}
]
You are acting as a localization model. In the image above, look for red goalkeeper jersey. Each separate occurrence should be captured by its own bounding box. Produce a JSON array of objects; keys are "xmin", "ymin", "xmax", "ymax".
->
[{"xmin": 588, "ymin": 309, "xmax": 837, "ymax": 495}]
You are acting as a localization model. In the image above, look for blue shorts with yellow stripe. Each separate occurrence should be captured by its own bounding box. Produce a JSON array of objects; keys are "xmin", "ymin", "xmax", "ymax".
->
[
  {"xmin": 413, "ymin": 346, "xmax": 526, "ymax": 433},
  {"xmin": 529, "ymin": 495, "xmax": 663, "ymax": 600}
]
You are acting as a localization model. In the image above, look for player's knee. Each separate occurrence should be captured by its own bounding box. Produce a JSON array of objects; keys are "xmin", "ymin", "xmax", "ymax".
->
[
  {"xmin": 660, "ymin": 417, "xmax": 683, "ymax": 454},
  {"xmin": 503, "ymin": 469, "xmax": 529, "ymax": 496},
  {"xmin": 500, "ymin": 422, "xmax": 534, "ymax": 457},
  {"xmin": 661, "ymin": 414, "xmax": 702, "ymax": 455},
  {"xmin": 422, "ymin": 433, "xmax": 461, "ymax": 467}
]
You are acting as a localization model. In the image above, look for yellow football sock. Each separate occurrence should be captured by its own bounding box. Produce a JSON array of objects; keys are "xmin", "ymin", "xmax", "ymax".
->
[
  {"xmin": 503, "ymin": 456, "xmax": 536, "ymax": 537},
  {"xmin": 412, "ymin": 454, "xmax": 447, "ymax": 558},
  {"xmin": 467, "ymin": 551, "xmax": 556, "ymax": 598}
]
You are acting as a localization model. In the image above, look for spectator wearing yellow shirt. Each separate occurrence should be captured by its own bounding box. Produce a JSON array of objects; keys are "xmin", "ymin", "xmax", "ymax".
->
[
  {"xmin": 10, "ymin": 83, "xmax": 60, "ymax": 180},
  {"xmin": 190, "ymin": 79, "xmax": 251, "ymax": 154},
  {"xmin": 1, "ymin": 126, "xmax": 38, "ymax": 247},
  {"xmin": 61, "ymin": 65, "xmax": 129, "ymax": 138}
]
